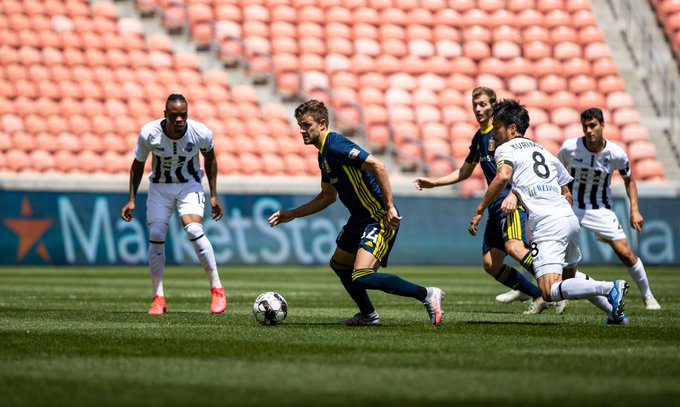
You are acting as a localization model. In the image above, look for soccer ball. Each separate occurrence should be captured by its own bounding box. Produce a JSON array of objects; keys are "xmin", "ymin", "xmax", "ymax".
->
[{"xmin": 252, "ymin": 292, "xmax": 288, "ymax": 326}]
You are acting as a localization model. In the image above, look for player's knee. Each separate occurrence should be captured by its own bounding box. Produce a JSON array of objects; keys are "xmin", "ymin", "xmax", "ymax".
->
[
  {"xmin": 483, "ymin": 260, "xmax": 498, "ymax": 276},
  {"xmin": 184, "ymin": 222, "xmax": 204, "ymax": 241},
  {"xmin": 148, "ymin": 222, "xmax": 169, "ymax": 243},
  {"xmin": 622, "ymin": 253, "xmax": 637, "ymax": 268},
  {"xmin": 504, "ymin": 242, "xmax": 525, "ymax": 261}
]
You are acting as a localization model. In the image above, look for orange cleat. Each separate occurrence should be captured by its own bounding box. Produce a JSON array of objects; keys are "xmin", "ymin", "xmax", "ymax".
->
[
  {"xmin": 148, "ymin": 295, "xmax": 166, "ymax": 315},
  {"xmin": 211, "ymin": 287, "xmax": 227, "ymax": 314}
]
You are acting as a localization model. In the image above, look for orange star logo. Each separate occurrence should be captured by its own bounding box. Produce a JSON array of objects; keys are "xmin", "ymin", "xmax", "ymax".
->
[{"xmin": 3, "ymin": 196, "xmax": 53, "ymax": 262}]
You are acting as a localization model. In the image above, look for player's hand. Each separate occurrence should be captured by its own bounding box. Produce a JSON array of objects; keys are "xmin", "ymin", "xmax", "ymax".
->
[
  {"xmin": 501, "ymin": 193, "xmax": 517, "ymax": 216},
  {"xmin": 268, "ymin": 210, "xmax": 295, "ymax": 227},
  {"xmin": 385, "ymin": 206, "xmax": 402, "ymax": 230},
  {"xmin": 630, "ymin": 210, "xmax": 644, "ymax": 232},
  {"xmin": 468, "ymin": 212, "xmax": 483, "ymax": 236},
  {"xmin": 211, "ymin": 196, "xmax": 223, "ymax": 221},
  {"xmin": 413, "ymin": 177, "xmax": 436, "ymax": 190},
  {"xmin": 121, "ymin": 201, "xmax": 135, "ymax": 222}
]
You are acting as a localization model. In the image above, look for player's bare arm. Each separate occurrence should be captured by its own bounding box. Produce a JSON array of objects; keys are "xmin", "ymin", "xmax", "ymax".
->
[
  {"xmin": 561, "ymin": 185, "xmax": 573, "ymax": 206},
  {"xmin": 500, "ymin": 191, "xmax": 518, "ymax": 216},
  {"xmin": 202, "ymin": 148, "xmax": 222, "ymax": 221},
  {"xmin": 623, "ymin": 175, "xmax": 644, "ymax": 232},
  {"xmin": 469, "ymin": 164, "xmax": 512, "ymax": 236},
  {"xmin": 413, "ymin": 161, "xmax": 476, "ymax": 190},
  {"xmin": 361, "ymin": 155, "xmax": 402, "ymax": 230},
  {"xmin": 121, "ymin": 159, "xmax": 146, "ymax": 222},
  {"xmin": 268, "ymin": 181, "xmax": 337, "ymax": 227}
]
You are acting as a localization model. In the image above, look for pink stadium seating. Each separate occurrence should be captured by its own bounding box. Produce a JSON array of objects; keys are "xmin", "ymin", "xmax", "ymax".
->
[{"xmin": 0, "ymin": 0, "xmax": 663, "ymax": 182}]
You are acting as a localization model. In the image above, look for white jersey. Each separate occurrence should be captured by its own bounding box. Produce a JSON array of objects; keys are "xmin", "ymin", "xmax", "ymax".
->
[
  {"xmin": 494, "ymin": 137, "xmax": 574, "ymax": 228},
  {"xmin": 134, "ymin": 118, "xmax": 214, "ymax": 184},
  {"xmin": 557, "ymin": 137, "xmax": 631, "ymax": 210}
]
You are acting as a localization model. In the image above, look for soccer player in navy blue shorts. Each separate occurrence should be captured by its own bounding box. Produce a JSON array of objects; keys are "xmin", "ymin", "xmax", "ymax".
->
[
  {"xmin": 268, "ymin": 100, "xmax": 444, "ymax": 326},
  {"xmin": 415, "ymin": 87, "xmax": 564, "ymax": 314}
]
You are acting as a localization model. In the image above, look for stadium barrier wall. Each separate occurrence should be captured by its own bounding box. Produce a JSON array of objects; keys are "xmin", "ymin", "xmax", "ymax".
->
[{"xmin": 1, "ymin": 190, "xmax": 677, "ymax": 266}]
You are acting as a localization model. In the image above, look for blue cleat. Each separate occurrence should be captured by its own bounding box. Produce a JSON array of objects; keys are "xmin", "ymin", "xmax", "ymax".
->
[
  {"xmin": 607, "ymin": 280, "xmax": 629, "ymax": 323},
  {"xmin": 604, "ymin": 314, "xmax": 629, "ymax": 326}
]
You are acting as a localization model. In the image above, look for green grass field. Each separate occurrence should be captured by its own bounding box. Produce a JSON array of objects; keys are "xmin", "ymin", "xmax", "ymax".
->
[{"xmin": 1, "ymin": 265, "xmax": 679, "ymax": 406}]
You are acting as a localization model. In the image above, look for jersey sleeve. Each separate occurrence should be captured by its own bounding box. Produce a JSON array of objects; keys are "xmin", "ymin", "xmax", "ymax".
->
[
  {"xmin": 198, "ymin": 129, "xmax": 214, "ymax": 153},
  {"xmin": 133, "ymin": 132, "xmax": 150, "ymax": 162},
  {"xmin": 552, "ymin": 154, "xmax": 574, "ymax": 186},
  {"xmin": 327, "ymin": 135, "xmax": 369, "ymax": 169},
  {"xmin": 556, "ymin": 143, "xmax": 569, "ymax": 167},
  {"xmin": 494, "ymin": 145, "xmax": 514, "ymax": 172},
  {"xmin": 465, "ymin": 133, "xmax": 481, "ymax": 164},
  {"xmin": 612, "ymin": 148, "xmax": 632, "ymax": 177}
]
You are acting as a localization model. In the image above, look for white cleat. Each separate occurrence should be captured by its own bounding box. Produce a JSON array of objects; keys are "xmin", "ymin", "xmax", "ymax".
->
[
  {"xmin": 643, "ymin": 295, "xmax": 661, "ymax": 310},
  {"xmin": 555, "ymin": 300, "xmax": 569, "ymax": 315},
  {"xmin": 523, "ymin": 297, "xmax": 550, "ymax": 315},
  {"xmin": 423, "ymin": 287, "xmax": 445, "ymax": 326},
  {"xmin": 495, "ymin": 289, "xmax": 531, "ymax": 304}
]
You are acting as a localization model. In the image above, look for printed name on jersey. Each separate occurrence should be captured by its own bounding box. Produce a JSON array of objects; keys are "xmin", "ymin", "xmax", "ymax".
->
[
  {"xmin": 528, "ymin": 184, "xmax": 560, "ymax": 197},
  {"xmin": 508, "ymin": 140, "xmax": 544, "ymax": 150},
  {"xmin": 348, "ymin": 148, "xmax": 360, "ymax": 159}
]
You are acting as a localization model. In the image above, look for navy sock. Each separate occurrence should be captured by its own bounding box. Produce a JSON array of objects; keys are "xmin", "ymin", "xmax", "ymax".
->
[
  {"xmin": 352, "ymin": 268, "xmax": 428, "ymax": 301},
  {"xmin": 330, "ymin": 260, "xmax": 375, "ymax": 315},
  {"xmin": 519, "ymin": 251, "xmax": 535, "ymax": 275},
  {"xmin": 495, "ymin": 265, "xmax": 540, "ymax": 299}
]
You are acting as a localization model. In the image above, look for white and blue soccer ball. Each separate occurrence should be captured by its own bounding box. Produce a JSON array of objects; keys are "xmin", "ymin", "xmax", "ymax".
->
[{"xmin": 252, "ymin": 292, "xmax": 288, "ymax": 326}]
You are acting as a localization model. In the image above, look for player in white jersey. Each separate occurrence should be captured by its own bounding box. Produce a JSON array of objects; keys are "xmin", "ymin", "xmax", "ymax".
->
[
  {"xmin": 120, "ymin": 94, "xmax": 226, "ymax": 315},
  {"xmin": 469, "ymin": 99, "xmax": 629, "ymax": 325},
  {"xmin": 558, "ymin": 107, "xmax": 660, "ymax": 310}
]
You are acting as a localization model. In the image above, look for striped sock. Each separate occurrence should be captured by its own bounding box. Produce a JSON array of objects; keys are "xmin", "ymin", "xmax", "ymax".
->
[
  {"xmin": 519, "ymin": 251, "xmax": 535, "ymax": 275},
  {"xmin": 495, "ymin": 265, "xmax": 540, "ymax": 299},
  {"xmin": 330, "ymin": 259, "xmax": 375, "ymax": 315}
]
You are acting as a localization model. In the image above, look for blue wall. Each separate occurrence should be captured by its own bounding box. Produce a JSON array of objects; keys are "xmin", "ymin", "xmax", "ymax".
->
[{"xmin": 1, "ymin": 191, "xmax": 677, "ymax": 265}]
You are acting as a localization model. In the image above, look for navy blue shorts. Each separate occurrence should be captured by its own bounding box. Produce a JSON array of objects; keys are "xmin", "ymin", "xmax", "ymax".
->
[
  {"xmin": 482, "ymin": 206, "xmax": 530, "ymax": 254},
  {"xmin": 336, "ymin": 216, "xmax": 398, "ymax": 267}
]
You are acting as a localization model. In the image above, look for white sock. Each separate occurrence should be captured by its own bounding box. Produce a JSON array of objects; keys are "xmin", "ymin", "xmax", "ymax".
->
[
  {"xmin": 550, "ymin": 279, "xmax": 614, "ymax": 301},
  {"xmin": 148, "ymin": 242, "xmax": 165, "ymax": 297},
  {"xmin": 571, "ymin": 270, "xmax": 613, "ymax": 316},
  {"xmin": 627, "ymin": 258, "xmax": 652, "ymax": 298},
  {"xmin": 185, "ymin": 223, "xmax": 222, "ymax": 289}
]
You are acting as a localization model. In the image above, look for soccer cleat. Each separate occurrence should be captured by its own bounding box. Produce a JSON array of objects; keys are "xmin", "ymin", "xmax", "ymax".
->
[
  {"xmin": 607, "ymin": 280, "xmax": 629, "ymax": 323},
  {"xmin": 148, "ymin": 295, "xmax": 166, "ymax": 315},
  {"xmin": 337, "ymin": 312, "xmax": 382, "ymax": 326},
  {"xmin": 495, "ymin": 289, "xmax": 531, "ymax": 304},
  {"xmin": 210, "ymin": 287, "xmax": 227, "ymax": 314},
  {"xmin": 523, "ymin": 297, "xmax": 550, "ymax": 315},
  {"xmin": 643, "ymin": 294, "xmax": 661, "ymax": 310},
  {"xmin": 604, "ymin": 314, "xmax": 630, "ymax": 326},
  {"xmin": 555, "ymin": 300, "xmax": 569, "ymax": 315},
  {"xmin": 423, "ymin": 287, "xmax": 445, "ymax": 326}
]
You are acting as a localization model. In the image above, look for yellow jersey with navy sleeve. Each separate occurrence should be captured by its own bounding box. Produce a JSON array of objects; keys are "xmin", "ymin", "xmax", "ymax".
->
[{"xmin": 318, "ymin": 131, "xmax": 386, "ymax": 222}]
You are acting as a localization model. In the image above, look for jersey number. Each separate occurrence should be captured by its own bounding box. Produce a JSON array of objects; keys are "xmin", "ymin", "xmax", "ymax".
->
[
  {"xmin": 362, "ymin": 227, "xmax": 379, "ymax": 243},
  {"xmin": 532, "ymin": 151, "xmax": 550, "ymax": 179},
  {"xmin": 530, "ymin": 242, "xmax": 539, "ymax": 257}
]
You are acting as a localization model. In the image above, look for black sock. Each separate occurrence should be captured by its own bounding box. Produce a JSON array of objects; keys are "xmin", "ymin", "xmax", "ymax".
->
[
  {"xmin": 330, "ymin": 259, "xmax": 375, "ymax": 315},
  {"xmin": 352, "ymin": 268, "xmax": 428, "ymax": 301}
]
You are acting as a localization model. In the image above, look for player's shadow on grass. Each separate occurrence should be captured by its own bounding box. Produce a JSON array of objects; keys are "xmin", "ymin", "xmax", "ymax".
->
[{"xmin": 464, "ymin": 321, "xmax": 560, "ymax": 326}]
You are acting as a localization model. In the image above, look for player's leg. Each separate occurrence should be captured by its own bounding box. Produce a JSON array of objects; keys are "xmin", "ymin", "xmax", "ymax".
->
[
  {"xmin": 609, "ymin": 238, "xmax": 659, "ymax": 309},
  {"xmin": 581, "ymin": 208, "xmax": 658, "ymax": 309},
  {"xmin": 329, "ymin": 237, "xmax": 378, "ymax": 325},
  {"xmin": 350, "ymin": 220, "xmax": 443, "ymax": 325},
  {"xmin": 178, "ymin": 185, "xmax": 225, "ymax": 314},
  {"xmin": 487, "ymin": 209, "xmax": 541, "ymax": 303},
  {"xmin": 146, "ymin": 184, "xmax": 175, "ymax": 314},
  {"xmin": 540, "ymin": 217, "xmax": 628, "ymax": 322}
]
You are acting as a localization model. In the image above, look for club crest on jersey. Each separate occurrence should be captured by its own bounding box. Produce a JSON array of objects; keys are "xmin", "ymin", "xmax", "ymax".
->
[
  {"xmin": 348, "ymin": 148, "xmax": 360, "ymax": 159},
  {"xmin": 323, "ymin": 159, "xmax": 331, "ymax": 173},
  {"xmin": 488, "ymin": 139, "xmax": 495, "ymax": 151},
  {"xmin": 185, "ymin": 142, "xmax": 194, "ymax": 152},
  {"xmin": 603, "ymin": 157, "xmax": 610, "ymax": 167}
]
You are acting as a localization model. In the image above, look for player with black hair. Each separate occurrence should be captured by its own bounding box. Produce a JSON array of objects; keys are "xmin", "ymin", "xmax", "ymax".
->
[{"xmin": 121, "ymin": 94, "xmax": 227, "ymax": 315}]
